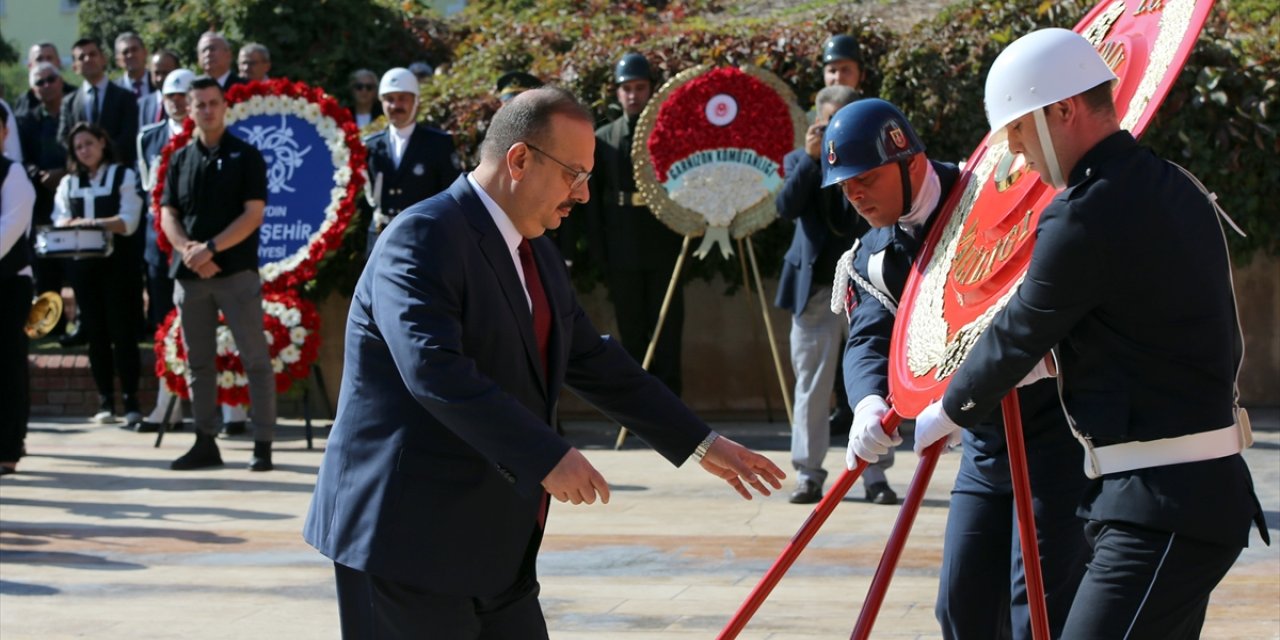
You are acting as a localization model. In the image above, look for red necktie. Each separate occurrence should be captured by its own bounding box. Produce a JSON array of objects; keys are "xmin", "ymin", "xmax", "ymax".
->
[{"xmin": 517, "ymin": 239, "xmax": 551, "ymax": 376}]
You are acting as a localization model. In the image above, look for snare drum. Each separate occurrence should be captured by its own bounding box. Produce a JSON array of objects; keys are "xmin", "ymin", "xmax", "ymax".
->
[{"xmin": 34, "ymin": 225, "xmax": 114, "ymax": 259}]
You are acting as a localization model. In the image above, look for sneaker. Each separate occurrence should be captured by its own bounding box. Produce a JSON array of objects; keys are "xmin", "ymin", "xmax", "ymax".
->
[
  {"xmin": 92, "ymin": 410, "xmax": 120, "ymax": 424},
  {"xmin": 789, "ymin": 479, "xmax": 823, "ymax": 504},
  {"xmin": 865, "ymin": 482, "xmax": 899, "ymax": 505}
]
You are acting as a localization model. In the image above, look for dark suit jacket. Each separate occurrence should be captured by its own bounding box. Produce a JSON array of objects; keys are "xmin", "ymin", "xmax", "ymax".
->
[
  {"xmin": 773, "ymin": 149, "xmax": 866, "ymax": 315},
  {"xmin": 137, "ymin": 92, "xmax": 162, "ymax": 128},
  {"xmin": 304, "ymin": 176, "xmax": 711, "ymax": 597},
  {"xmin": 136, "ymin": 121, "xmax": 173, "ymax": 268},
  {"xmin": 363, "ymin": 124, "xmax": 460, "ymax": 220},
  {"xmin": 584, "ymin": 115, "xmax": 682, "ymax": 273},
  {"xmin": 942, "ymin": 132, "xmax": 1265, "ymax": 547},
  {"xmin": 58, "ymin": 80, "xmax": 139, "ymax": 166}
]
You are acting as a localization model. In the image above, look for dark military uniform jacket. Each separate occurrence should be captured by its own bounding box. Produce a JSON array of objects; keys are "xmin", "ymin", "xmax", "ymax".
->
[
  {"xmin": 363, "ymin": 124, "xmax": 460, "ymax": 227},
  {"xmin": 136, "ymin": 120, "xmax": 177, "ymax": 269},
  {"xmin": 584, "ymin": 115, "xmax": 681, "ymax": 273},
  {"xmin": 943, "ymin": 131, "xmax": 1267, "ymax": 547}
]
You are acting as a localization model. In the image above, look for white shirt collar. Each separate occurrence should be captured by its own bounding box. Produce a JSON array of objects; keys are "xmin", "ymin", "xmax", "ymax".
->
[
  {"xmin": 167, "ymin": 118, "xmax": 185, "ymax": 135},
  {"xmin": 466, "ymin": 173, "xmax": 531, "ymax": 308},
  {"xmin": 898, "ymin": 161, "xmax": 941, "ymax": 238},
  {"xmin": 85, "ymin": 77, "xmax": 110, "ymax": 94},
  {"xmin": 392, "ymin": 121, "xmax": 416, "ymax": 141},
  {"xmin": 216, "ymin": 71, "xmax": 232, "ymax": 87}
]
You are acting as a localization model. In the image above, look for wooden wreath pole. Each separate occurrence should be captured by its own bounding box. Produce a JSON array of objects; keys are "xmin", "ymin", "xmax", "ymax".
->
[
  {"xmin": 737, "ymin": 237, "xmax": 779, "ymax": 422},
  {"xmin": 718, "ymin": 409, "xmax": 903, "ymax": 639},
  {"xmin": 615, "ymin": 234, "xmax": 694, "ymax": 449},
  {"xmin": 743, "ymin": 235, "xmax": 792, "ymax": 422}
]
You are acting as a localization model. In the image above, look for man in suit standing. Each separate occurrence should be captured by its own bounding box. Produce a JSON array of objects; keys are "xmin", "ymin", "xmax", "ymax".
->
[
  {"xmin": 913, "ymin": 29, "xmax": 1268, "ymax": 638},
  {"xmin": 773, "ymin": 84, "xmax": 871, "ymax": 505},
  {"xmin": 196, "ymin": 32, "xmax": 246, "ymax": 92},
  {"xmin": 584, "ymin": 52, "xmax": 685, "ymax": 396},
  {"xmin": 138, "ymin": 50, "xmax": 179, "ymax": 126},
  {"xmin": 362, "ymin": 67, "xmax": 460, "ymax": 257},
  {"xmin": 59, "ymin": 38, "xmax": 139, "ymax": 167},
  {"xmin": 237, "ymin": 43, "xmax": 271, "ymax": 83},
  {"xmin": 304, "ymin": 87, "xmax": 786, "ymax": 638},
  {"xmin": 113, "ymin": 33, "xmax": 154, "ymax": 109}
]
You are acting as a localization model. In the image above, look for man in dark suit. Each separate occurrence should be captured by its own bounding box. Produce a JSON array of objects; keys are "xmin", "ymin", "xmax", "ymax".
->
[
  {"xmin": 196, "ymin": 32, "xmax": 246, "ymax": 92},
  {"xmin": 58, "ymin": 37, "xmax": 139, "ymax": 167},
  {"xmin": 138, "ymin": 50, "xmax": 180, "ymax": 126},
  {"xmin": 304, "ymin": 87, "xmax": 786, "ymax": 638},
  {"xmin": 773, "ymin": 84, "xmax": 870, "ymax": 505},
  {"xmin": 362, "ymin": 67, "xmax": 460, "ymax": 257},
  {"xmin": 584, "ymin": 52, "xmax": 686, "ymax": 396},
  {"xmin": 914, "ymin": 29, "xmax": 1268, "ymax": 638}
]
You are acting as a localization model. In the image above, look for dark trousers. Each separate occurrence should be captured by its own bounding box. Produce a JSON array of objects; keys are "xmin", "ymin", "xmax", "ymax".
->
[
  {"xmin": 1060, "ymin": 520, "xmax": 1242, "ymax": 640},
  {"xmin": 607, "ymin": 266, "xmax": 683, "ymax": 396},
  {"xmin": 334, "ymin": 563, "xmax": 548, "ymax": 640},
  {"xmin": 937, "ymin": 435, "xmax": 1090, "ymax": 640},
  {"xmin": 69, "ymin": 253, "xmax": 143, "ymax": 404},
  {"xmin": 0, "ymin": 275, "xmax": 32, "ymax": 462},
  {"xmin": 145, "ymin": 261, "xmax": 174, "ymax": 332}
]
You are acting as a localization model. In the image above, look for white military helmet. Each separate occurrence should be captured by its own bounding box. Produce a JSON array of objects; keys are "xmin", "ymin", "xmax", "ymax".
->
[
  {"xmin": 984, "ymin": 28, "xmax": 1115, "ymax": 188},
  {"xmin": 379, "ymin": 67, "xmax": 420, "ymax": 98},
  {"xmin": 984, "ymin": 28, "xmax": 1116, "ymax": 136},
  {"xmin": 162, "ymin": 68, "xmax": 196, "ymax": 95}
]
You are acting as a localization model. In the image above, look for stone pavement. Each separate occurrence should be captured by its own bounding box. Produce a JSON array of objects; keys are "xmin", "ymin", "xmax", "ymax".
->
[{"xmin": 1, "ymin": 413, "xmax": 1277, "ymax": 639}]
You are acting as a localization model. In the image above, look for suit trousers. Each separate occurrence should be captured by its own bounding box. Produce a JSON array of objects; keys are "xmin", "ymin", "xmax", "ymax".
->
[
  {"xmin": 788, "ymin": 287, "xmax": 843, "ymax": 485},
  {"xmin": 1060, "ymin": 520, "xmax": 1242, "ymax": 640},
  {"xmin": 936, "ymin": 434, "xmax": 1089, "ymax": 640},
  {"xmin": 607, "ymin": 266, "xmax": 683, "ymax": 397},
  {"xmin": 0, "ymin": 275, "xmax": 32, "ymax": 462},
  {"xmin": 173, "ymin": 270, "xmax": 276, "ymax": 440},
  {"xmin": 334, "ymin": 563, "xmax": 549, "ymax": 640}
]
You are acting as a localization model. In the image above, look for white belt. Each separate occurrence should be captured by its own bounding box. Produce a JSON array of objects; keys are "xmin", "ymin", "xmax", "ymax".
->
[{"xmin": 1080, "ymin": 417, "xmax": 1253, "ymax": 479}]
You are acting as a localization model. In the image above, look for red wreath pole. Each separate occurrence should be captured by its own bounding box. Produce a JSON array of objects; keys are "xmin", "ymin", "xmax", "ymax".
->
[
  {"xmin": 849, "ymin": 433, "xmax": 944, "ymax": 638},
  {"xmin": 1000, "ymin": 391, "xmax": 1051, "ymax": 640},
  {"xmin": 717, "ymin": 410, "xmax": 903, "ymax": 639}
]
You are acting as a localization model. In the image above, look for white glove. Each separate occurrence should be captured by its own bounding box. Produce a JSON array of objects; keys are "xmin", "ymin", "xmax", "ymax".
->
[
  {"xmin": 846, "ymin": 396, "xmax": 901, "ymax": 468},
  {"xmin": 912, "ymin": 400, "xmax": 963, "ymax": 456},
  {"xmin": 1017, "ymin": 353, "xmax": 1056, "ymax": 387}
]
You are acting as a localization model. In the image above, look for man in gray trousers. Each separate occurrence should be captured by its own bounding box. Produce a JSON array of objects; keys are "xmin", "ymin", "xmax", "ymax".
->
[{"xmin": 160, "ymin": 75, "xmax": 275, "ymax": 472}]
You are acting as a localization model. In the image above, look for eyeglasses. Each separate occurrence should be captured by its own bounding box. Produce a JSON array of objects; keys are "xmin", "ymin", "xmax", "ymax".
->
[
  {"xmin": 353, "ymin": 83, "xmax": 376, "ymax": 91},
  {"xmin": 34, "ymin": 76, "xmax": 59, "ymax": 87},
  {"xmin": 524, "ymin": 142, "xmax": 591, "ymax": 190}
]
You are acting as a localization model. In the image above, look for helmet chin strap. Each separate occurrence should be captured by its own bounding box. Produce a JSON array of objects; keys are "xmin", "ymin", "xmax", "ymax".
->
[
  {"xmin": 1033, "ymin": 109, "xmax": 1067, "ymax": 189},
  {"xmin": 897, "ymin": 159, "xmax": 912, "ymax": 220}
]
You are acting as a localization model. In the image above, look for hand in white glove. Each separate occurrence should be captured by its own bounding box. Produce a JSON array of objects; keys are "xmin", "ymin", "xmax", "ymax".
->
[
  {"xmin": 846, "ymin": 396, "xmax": 901, "ymax": 468},
  {"xmin": 912, "ymin": 400, "xmax": 963, "ymax": 456},
  {"xmin": 1017, "ymin": 353, "xmax": 1057, "ymax": 387}
]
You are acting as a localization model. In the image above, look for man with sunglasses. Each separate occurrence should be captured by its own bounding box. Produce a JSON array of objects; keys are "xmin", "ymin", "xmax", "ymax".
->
[
  {"xmin": 361, "ymin": 67, "xmax": 459, "ymax": 257},
  {"xmin": 305, "ymin": 87, "xmax": 786, "ymax": 638}
]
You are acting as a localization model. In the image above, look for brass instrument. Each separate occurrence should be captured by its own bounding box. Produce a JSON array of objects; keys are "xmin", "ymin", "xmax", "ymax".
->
[{"xmin": 25, "ymin": 291, "xmax": 64, "ymax": 339}]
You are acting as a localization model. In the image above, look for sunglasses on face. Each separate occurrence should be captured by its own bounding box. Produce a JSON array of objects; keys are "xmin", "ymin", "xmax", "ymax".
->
[
  {"xmin": 353, "ymin": 83, "xmax": 376, "ymax": 91},
  {"xmin": 34, "ymin": 76, "xmax": 59, "ymax": 87}
]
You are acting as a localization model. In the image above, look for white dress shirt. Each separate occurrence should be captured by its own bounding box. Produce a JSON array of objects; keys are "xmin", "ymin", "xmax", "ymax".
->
[
  {"xmin": 0, "ymin": 161, "xmax": 35, "ymax": 277},
  {"xmin": 82, "ymin": 77, "xmax": 111, "ymax": 121},
  {"xmin": 390, "ymin": 122, "xmax": 416, "ymax": 170},
  {"xmin": 52, "ymin": 164, "xmax": 143, "ymax": 235}
]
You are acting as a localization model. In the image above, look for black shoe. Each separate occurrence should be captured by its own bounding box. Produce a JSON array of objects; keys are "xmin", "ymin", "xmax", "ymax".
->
[
  {"xmin": 789, "ymin": 479, "xmax": 823, "ymax": 504},
  {"xmin": 829, "ymin": 406, "xmax": 854, "ymax": 436},
  {"xmin": 170, "ymin": 434, "xmax": 223, "ymax": 470},
  {"xmin": 223, "ymin": 421, "xmax": 248, "ymax": 436},
  {"xmin": 865, "ymin": 482, "xmax": 899, "ymax": 505},
  {"xmin": 58, "ymin": 330, "xmax": 88, "ymax": 348},
  {"xmin": 248, "ymin": 441, "xmax": 273, "ymax": 472}
]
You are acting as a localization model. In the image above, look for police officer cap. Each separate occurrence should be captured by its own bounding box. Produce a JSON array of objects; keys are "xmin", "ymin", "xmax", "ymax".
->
[
  {"xmin": 822, "ymin": 34, "xmax": 862, "ymax": 65},
  {"xmin": 162, "ymin": 68, "xmax": 196, "ymax": 95},
  {"xmin": 615, "ymin": 52, "xmax": 653, "ymax": 84},
  {"xmin": 820, "ymin": 98, "xmax": 924, "ymax": 188},
  {"xmin": 496, "ymin": 71, "xmax": 543, "ymax": 102},
  {"xmin": 379, "ymin": 67, "xmax": 420, "ymax": 98}
]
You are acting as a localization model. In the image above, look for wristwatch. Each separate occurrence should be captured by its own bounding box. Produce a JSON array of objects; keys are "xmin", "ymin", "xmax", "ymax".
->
[
  {"xmin": 206, "ymin": 239, "xmax": 219, "ymax": 254},
  {"xmin": 693, "ymin": 431, "xmax": 720, "ymax": 462}
]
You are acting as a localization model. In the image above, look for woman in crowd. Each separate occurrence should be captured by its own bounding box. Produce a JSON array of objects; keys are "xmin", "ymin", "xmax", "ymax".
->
[
  {"xmin": 347, "ymin": 68, "xmax": 384, "ymax": 130},
  {"xmin": 53, "ymin": 123, "xmax": 144, "ymax": 424}
]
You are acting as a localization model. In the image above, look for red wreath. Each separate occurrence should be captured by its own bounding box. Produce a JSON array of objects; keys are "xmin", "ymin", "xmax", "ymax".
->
[
  {"xmin": 646, "ymin": 67, "xmax": 795, "ymax": 183},
  {"xmin": 154, "ymin": 291, "xmax": 322, "ymax": 404},
  {"xmin": 151, "ymin": 78, "xmax": 367, "ymax": 293}
]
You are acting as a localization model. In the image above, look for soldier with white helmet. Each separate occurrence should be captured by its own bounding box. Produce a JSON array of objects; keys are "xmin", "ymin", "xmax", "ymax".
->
[
  {"xmin": 914, "ymin": 28, "xmax": 1268, "ymax": 638},
  {"xmin": 361, "ymin": 67, "xmax": 459, "ymax": 257}
]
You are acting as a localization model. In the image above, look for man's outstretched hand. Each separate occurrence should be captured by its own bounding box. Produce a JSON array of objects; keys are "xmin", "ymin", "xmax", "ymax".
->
[{"xmin": 699, "ymin": 436, "xmax": 786, "ymax": 500}]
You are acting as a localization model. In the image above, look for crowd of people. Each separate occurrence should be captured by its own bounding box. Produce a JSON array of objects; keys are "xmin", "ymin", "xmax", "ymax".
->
[{"xmin": 0, "ymin": 24, "xmax": 1268, "ymax": 640}]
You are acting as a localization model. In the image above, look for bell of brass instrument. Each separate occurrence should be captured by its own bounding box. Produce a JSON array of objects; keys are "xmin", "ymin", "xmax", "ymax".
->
[{"xmin": 25, "ymin": 291, "xmax": 64, "ymax": 339}]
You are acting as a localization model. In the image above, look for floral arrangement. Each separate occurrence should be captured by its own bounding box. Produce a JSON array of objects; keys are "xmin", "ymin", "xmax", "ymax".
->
[
  {"xmin": 151, "ymin": 78, "xmax": 366, "ymax": 293},
  {"xmin": 155, "ymin": 292, "xmax": 321, "ymax": 405},
  {"xmin": 632, "ymin": 65, "xmax": 805, "ymax": 259}
]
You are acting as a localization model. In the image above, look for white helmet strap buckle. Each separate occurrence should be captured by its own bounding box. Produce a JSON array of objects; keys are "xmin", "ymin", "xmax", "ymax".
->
[{"xmin": 1033, "ymin": 108, "xmax": 1067, "ymax": 190}]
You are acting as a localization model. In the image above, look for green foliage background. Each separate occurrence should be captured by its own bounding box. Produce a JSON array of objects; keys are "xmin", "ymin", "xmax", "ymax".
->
[{"xmin": 54, "ymin": 0, "xmax": 1278, "ymax": 297}]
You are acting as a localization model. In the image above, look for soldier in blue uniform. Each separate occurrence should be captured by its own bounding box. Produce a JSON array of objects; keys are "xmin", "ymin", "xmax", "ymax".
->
[
  {"xmin": 363, "ymin": 68, "xmax": 460, "ymax": 257},
  {"xmin": 584, "ymin": 53, "xmax": 685, "ymax": 396},
  {"xmin": 827, "ymin": 98, "xmax": 1089, "ymax": 639},
  {"xmin": 914, "ymin": 29, "xmax": 1267, "ymax": 638}
]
